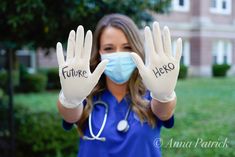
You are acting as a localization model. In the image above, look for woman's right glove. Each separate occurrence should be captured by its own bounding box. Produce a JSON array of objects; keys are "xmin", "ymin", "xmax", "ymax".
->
[
  {"xmin": 56, "ymin": 26, "xmax": 108, "ymax": 108},
  {"xmin": 131, "ymin": 22, "xmax": 182, "ymax": 103}
]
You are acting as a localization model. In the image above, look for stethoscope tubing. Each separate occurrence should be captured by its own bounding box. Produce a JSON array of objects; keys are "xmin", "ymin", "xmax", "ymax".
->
[{"xmin": 83, "ymin": 97, "xmax": 131, "ymax": 142}]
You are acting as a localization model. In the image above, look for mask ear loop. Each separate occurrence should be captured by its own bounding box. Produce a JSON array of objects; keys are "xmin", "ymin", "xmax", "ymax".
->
[{"xmin": 83, "ymin": 99, "xmax": 108, "ymax": 142}]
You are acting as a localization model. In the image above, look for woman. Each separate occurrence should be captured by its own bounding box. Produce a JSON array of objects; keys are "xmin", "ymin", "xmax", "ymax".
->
[{"xmin": 56, "ymin": 14, "xmax": 182, "ymax": 157}]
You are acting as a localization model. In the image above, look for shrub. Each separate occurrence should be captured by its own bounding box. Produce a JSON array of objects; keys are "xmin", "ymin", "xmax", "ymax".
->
[
  {"xmin": 0, "ymin": 102, "xmax": 78, "ymax": 157},
  {"xmin": 39, "ymin": 68, "xmax": 60, "ymax": 90},
  {"xmin": 46, "ymin": 68, "xmax": 60, "ymax": 90},
  {"xmin": 0, "ymin": 70, "xmax": 7, "ymax": 89},
  {"xmin": 15, "ymin": 106, "xmax": 78, "ymax": 157},
  {"xmin": 0, "ymin": 88, "xmax": 8, "ymax": 107},
  {"xmin": 178, "ymin": 64, "xmax": 188, "ymax": 79},
  {"xmin": 19, "ymin": 64, "xmax": 29, "ymax": 82},
  {"xmin": 0, "ymin": 88, "xmax": 9, "ymax": 157},
  {"xmin": 21, "ymin": 73, "xmax": 47, "ymax": 92},
  {"xmin": 0, "ymin": 88, "xmax": 3, "ymax": 99},
  {"xmin": 0, "ymin": 69, "xmax": 19, "ymax": 92},
  {"xmin": 212, "ymin": 64, "xmax": 230, "ymax": 77}
]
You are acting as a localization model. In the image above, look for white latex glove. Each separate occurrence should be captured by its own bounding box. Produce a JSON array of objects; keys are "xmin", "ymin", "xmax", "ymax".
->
[
  {"xmin": 131, "ymin": 22, "xmax": 182, "ymax": 103},
  {"xmin": 57, "ymin": 26, "xmax": 108, "ymax": 108}
]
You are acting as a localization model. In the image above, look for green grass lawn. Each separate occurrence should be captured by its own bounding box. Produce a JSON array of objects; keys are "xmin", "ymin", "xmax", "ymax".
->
[
  {"xmin": 14, "ymin": 77, "xmax": 235, "ymax": 156},
  {"xmin": 161, "ymin": 77, "xmax": 235, "ymax": 157}
]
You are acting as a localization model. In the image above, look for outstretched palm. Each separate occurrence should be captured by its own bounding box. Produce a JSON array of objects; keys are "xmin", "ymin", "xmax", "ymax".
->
[
  {"xmin": 131, "ymin": 22, "xmax": 182, "ymax": 102},
  {"xmin": 57, "ymin": 26, "xmax": 108, "ymax": 107}
]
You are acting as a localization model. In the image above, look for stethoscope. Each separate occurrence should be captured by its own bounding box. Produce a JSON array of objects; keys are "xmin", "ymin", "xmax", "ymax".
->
[{"xmin": 83, "ymin": 97, "xmax": 131, "ymax": 142}]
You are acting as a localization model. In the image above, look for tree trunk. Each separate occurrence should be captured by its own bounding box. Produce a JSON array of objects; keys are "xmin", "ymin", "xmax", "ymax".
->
[{"xmin": 6, "ymin": 48, "xmax": 15, "ymax": 157}]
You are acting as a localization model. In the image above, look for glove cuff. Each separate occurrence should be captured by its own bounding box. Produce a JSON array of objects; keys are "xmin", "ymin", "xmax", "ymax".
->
[
  {"xmin": 59, "ymin": 91, "xmax": 83, "ymax": 109},
  {"xmin": 150, "ymin": 91, "xmax": 176, "ymax": 103}
]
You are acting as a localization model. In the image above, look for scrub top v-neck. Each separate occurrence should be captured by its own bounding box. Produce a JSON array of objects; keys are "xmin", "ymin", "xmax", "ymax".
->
[{"xmin": 62, "ymin": 89, "xmax": 174, "ymax": 157}]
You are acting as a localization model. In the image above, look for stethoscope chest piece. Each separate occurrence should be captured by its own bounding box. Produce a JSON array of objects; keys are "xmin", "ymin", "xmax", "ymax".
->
[{"xmin": 117, "ymin": 119, "xmax": 129, "ymax": 132}]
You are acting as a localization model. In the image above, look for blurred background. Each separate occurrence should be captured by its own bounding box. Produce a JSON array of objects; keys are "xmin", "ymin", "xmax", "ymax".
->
[{"xmin": 0, "ymin": 0, "xmax": 234, "ymax": 157}]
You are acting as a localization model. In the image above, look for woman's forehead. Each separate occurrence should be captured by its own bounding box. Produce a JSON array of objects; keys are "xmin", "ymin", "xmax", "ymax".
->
[{"xmin": 100, "ymin": 27, "xmax": 128, "ymax": 45}]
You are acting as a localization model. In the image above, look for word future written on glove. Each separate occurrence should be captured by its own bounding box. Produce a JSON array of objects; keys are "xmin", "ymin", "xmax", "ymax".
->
[
  {"xmin": 62, "ymin": 66, "xmax": 88, "ymax": 79},
  {"xmin": 152, "ymin": 62, "xmax": 175, "ymax": 78}
]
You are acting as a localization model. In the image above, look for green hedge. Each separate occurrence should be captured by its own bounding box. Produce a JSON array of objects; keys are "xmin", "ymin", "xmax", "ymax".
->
[
  {"xmin": 39, "ymin": 68, "xmax": 60, "ymax": 90},
  {"xmin": 0, "ymin": 88, "xmax": 8, "ymax": 105},
  {"xmin": 0, "ymin": 88, "xmax": 3, "ymax": 99},
  {"xmin": 1, "ymin": 67, "xmax": 56, "ymax": 93},
  {"xmin": 0, "ymin": 88, "xmax": 9, "ymax": 157},
  {"xmin": 178, "ymin": 64, "xmax": 188, "ymax": 79},
  {"xmin": 0, "ymin": 103, "xmax": 78, "ymax": 157},
  {"xmin": 0, "ymin": 88, "xmax": 8, "ymax": 110},
  {"xmin": 46, "ymin": 68, "xmax": 60, "ymax": 90},
  {"xmin": 0, "ymin": 69, "xmax": 19, "ymax": 91},
  {"xmin": 212, "ymin": 64, "xmax": 230, "ymax": 77},
  {"xmin": 0, "ymin": 70, "xmax": 7, "ymax": 89},
  {"xmin": 20, "ymin": 73, "xmax": 47, "ymax": 93}
]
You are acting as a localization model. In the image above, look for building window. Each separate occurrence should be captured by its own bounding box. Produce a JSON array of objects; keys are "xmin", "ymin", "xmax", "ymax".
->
[
  {"xmin": 222, "ymin": 0, "xmax": 227, "ymax": 9},
  {"xmin": 172, "ymin": 0, "xmax": 190, "ymax": 12},
  {"xmin": 212, "ymin": 40, "xmax": 232, "ymax": 65},
  {"xmin": 172, "ymin": 39, "xmax": 190, "ymax": 66},
  {"xmin": 211, "ymin": 0, "xmax": 217, "ymax": 8},
  {"xmin": 210, "ymin": 0, "xmax": 231, "ymax": 15},
  {"xmin": 179, "ymin": 0, "xmax": 184, "ymax": 6},
  {"xmin": 16, "ymin": 50, "xmax": 36, "ymax": 73}
]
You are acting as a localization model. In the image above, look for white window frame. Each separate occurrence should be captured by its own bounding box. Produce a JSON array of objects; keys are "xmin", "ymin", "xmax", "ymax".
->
[
  {"xmin": 172, "ymin": 39, "xmax": 190, "ymax": 66},
  {"xmin": 210, "ymin": 0, "xmax": 231, "ymax": 15},
  {"xmin": 172, "ymin": 0, "xmax": 190, "ymax": 12},
  {"xmin": 212, "ymin": 40, "xmax": 232, "ymax": 65}
]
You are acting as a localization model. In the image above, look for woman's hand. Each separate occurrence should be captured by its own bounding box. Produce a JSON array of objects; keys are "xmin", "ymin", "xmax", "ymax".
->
[
  {"xmin": 131, "ymin": 22, "xmax": 182, "ymax": 102},
  {"xmin": 57, "ymin": 26, "xmax": 108, "ymax": 108}
]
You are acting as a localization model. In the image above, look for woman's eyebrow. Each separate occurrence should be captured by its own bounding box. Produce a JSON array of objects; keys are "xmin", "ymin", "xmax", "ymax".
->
[
  {"xmin": 122, "ymin": 43, "xmax": 130, "ymax": 46},
  {"xmin": 102, "ymin": 43, "xmax": 113, "ymax": 47}
]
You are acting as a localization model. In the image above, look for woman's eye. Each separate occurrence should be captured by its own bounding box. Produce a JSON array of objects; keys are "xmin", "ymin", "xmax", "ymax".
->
[
  {"xmin": 124, "ymin": 46, "xmax": 132, "ymax": 50},
  {"xmin": 104, "ymin": 47, "xmax": 113, "ymax": 51}
]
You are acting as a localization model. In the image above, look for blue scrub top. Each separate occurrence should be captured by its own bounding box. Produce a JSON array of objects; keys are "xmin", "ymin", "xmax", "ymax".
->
[{"xmin": 62, "ymin": 89, "xmax": 174, "ymax": 157}]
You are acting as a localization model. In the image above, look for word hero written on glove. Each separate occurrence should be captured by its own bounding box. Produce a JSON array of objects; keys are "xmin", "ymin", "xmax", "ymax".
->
[{"xmin": 152, "ymin": 62, "xmax": 175, "ymax": 78}]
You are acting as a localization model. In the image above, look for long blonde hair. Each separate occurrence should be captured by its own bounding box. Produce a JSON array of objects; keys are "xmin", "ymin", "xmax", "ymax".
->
[{"xmin": 77, "ymin": 14, "xmax": 156, "ymax": 136}]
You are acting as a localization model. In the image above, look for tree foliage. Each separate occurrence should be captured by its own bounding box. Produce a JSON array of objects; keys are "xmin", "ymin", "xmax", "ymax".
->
[{"xmin": 0, "ymin": 0, "xmax": 171, "ymax": 49}]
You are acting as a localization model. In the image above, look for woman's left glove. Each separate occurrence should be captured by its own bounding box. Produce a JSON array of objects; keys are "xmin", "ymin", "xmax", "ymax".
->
[
  {"xmin": 57, "ymin": 26, "xmax": 108, "ymax": 108},
  {"xmin": 131, "ymin": 22, "xmax": 182, "ymax": 103}
]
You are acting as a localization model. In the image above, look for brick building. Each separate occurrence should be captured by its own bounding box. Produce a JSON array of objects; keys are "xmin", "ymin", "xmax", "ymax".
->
[{"xmin": 153, "ymin": 0, "xmax": 235, "ymax": 76}]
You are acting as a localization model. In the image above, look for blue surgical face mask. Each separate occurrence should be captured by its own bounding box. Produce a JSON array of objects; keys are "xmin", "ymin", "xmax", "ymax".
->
[{"xmin": 101, "ymin": 52, "xmax": 136, "ymax": 84}]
